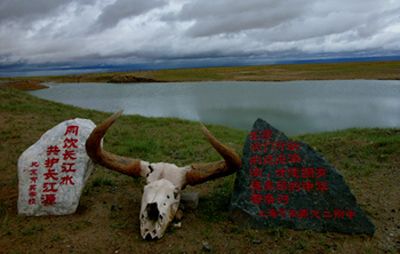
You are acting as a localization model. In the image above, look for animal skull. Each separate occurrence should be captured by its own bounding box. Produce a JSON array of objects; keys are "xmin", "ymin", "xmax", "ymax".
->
[
  {"xmin": 85, "ymin": 110, "xmax": 242, "ymax": 240},
  {"xmin": 140, "ymin": 179, "xmax": 180, "ymax": 239}
]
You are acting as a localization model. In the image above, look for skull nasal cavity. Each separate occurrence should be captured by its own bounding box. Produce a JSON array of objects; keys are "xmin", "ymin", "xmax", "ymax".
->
[{"xmin": 146, "ymin": 202, "xmax": 160, "ymax": 221}]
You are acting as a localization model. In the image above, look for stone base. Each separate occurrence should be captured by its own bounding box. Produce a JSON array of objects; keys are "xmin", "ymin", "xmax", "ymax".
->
[{"xmin": 181, "ymin": 192, "xmax": 199, "ymax": 210}]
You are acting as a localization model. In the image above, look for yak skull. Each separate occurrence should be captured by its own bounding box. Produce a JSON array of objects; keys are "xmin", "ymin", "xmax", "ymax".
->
[
  {"xmin": 140, "ymin": 179, "xmax": 180, "ymax": 239},
  {"xmin": 85, "ymin": 110, "xmax": 242, "ymax": 240}
]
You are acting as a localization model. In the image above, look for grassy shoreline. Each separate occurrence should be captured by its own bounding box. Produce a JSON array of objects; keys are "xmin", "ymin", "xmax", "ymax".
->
[
  {"xmin": 1, "ymin": 60, "xmax": 400, "ymax": 84},
  {"xmin": 1, "ymin": 86, "xmax": 399, "ymax": 253}
]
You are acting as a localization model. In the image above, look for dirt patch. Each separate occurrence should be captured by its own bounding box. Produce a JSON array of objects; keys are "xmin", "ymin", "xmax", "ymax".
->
[
  {"xmin": 108, "ymin": 74, "xmax": 160, "ymax": 83},
  {"xmin": 0, "ymin": 80, "xmax": 48, "ymax": 91}
]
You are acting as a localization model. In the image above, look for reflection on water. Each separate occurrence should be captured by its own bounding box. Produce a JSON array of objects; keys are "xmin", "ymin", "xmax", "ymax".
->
[{"xmin": 27, "ymin": 80, "xmax": 400, "ymax": 135}]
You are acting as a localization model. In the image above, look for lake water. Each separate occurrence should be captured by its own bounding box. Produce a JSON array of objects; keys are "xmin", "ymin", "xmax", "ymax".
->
[{"xmin": 27, "ymin": 80, "xmax": 400, "ymax": 135}]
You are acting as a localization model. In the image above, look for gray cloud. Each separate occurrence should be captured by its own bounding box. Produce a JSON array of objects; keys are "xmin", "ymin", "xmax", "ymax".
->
[
  {"xmin": 0, "ymin": 0, "xmax": 95, "ymax": 25},
  {"xmin": 95, "ymin": 0, "xmax": 168, "ymax": 30},
  {"xmin": 173, "ymin": 0, "xmax": 397, "ymax": 41},
  {"xmin": 174, "ymin": 0, "xmax": 312, "ymax": 37}
]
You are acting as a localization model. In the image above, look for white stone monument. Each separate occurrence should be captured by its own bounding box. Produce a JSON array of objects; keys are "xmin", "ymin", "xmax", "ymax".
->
[{"xmin": 18, "ymin": 118, "xmax": 96, "ymax": 216}]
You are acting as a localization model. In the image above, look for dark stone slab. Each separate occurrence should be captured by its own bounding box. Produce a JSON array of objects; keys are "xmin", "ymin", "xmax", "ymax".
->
[{"xmin": 230, "ymin": 118, "xmax": 376, "ymax": 233}]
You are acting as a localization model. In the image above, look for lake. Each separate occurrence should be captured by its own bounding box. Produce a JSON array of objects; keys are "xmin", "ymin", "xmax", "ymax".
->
[{"xmin": 27, "ymin": 80, "xmax": 400, "ymax": 135}]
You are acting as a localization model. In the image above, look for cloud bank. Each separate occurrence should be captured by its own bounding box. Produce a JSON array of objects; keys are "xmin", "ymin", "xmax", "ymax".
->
[{"xmin": 1, "ymin": 0, "xmax": 400, "ymax": 76}]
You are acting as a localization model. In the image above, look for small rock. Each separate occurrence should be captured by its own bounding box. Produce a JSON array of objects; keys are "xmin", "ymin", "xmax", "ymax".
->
[
  {"xmin": 181, "ymin": 192, "xmax": 199, "ymax": 210},
  {"xmin": 202, "ymin": 241, "xmax": 212, "ymax": 252},
  {"xmin": 252, "ymin": 239, "xmax": 262, "ymax": 244},
  {"xmin": 173, "ymin": 222, "xmax": 182, "ymax": 229},
  {"xmin": 175, "ymin": 209, "xmax": 184, "ymax": 221}
]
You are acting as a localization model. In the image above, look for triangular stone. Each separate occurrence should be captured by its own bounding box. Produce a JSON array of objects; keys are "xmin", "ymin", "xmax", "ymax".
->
[
  {"xmin": 230, "ymin": 118, "xmax": 376, "ymax": 233},
  {"xmin": 18, "ymin": 118, "xmax": 96, "ymax": 216}
]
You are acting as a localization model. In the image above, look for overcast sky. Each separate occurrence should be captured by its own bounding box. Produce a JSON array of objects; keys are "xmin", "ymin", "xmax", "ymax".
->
[{"xmin": 1, "ymin": 0, "xmax": 400, "ymax": 77}]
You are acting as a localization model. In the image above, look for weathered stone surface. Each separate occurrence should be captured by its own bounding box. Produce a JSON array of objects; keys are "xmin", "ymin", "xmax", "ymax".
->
[
  {"xmin": 230, "ymin": 118, "xmax": 376, "ymax": 233},
  {"xmin": 18, "ymin": 119, "xmax": 96, "ymax": 216},
  {"xmin": 181, "ymin": 192, "xmax": 200, "ymax": 210}
]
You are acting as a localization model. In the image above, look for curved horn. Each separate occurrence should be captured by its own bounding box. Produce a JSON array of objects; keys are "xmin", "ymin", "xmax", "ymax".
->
[
  {"xmin": 185, "ymin": 124, "xmax": 242, "ymax": 187},
  {"xmin": 85, "ymin": 110, "xmax": 143, "ymax": 178}
]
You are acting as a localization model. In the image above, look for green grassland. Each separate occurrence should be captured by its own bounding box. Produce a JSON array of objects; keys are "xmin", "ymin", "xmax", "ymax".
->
[
  {"xmin": 1, "ymin": 83, "xmax": 399, "ymax": 253},
  {"xmin": 2, "ymin": 60, "xmax": 400, "ymax": 83}
]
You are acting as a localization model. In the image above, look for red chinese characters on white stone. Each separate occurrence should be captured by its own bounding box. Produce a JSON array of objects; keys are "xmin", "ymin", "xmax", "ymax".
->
[{"xmin": 18, "ymin": 119, "xmax": 96, "ymax": 216}]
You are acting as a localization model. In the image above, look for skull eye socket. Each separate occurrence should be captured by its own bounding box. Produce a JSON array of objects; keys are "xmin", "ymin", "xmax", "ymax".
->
[{"xmin": 146, "ymin": 165, "xmax": 154, "ymax": 177}]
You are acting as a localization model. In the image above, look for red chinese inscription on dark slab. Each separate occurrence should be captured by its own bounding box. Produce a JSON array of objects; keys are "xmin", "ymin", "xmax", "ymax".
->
[{"xmin": 230, "ymin": 118, "xmax": 376, "ymax": 233}]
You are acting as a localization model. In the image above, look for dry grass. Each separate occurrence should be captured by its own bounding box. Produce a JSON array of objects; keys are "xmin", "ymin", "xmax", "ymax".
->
[{"xmin": 1, "ymin": 60, "xmax": 400, "ymax": 84}]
